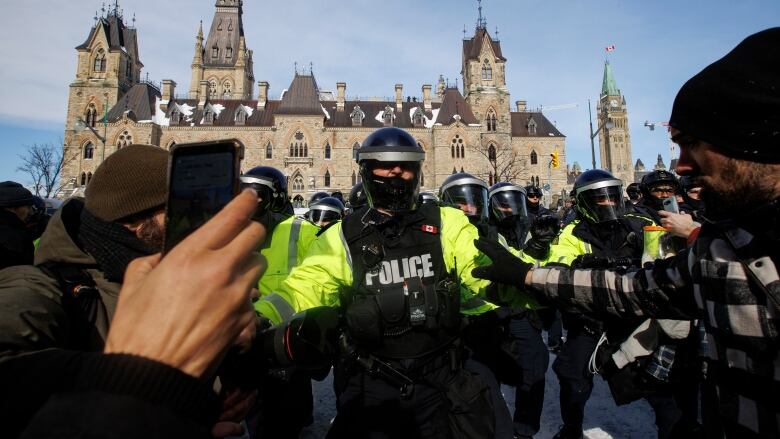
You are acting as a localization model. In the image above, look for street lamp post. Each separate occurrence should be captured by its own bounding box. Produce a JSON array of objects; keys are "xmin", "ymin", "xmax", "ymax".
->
[{"xmin": 588, "ymin": 99, "xmax": 614, "ymax": 170}]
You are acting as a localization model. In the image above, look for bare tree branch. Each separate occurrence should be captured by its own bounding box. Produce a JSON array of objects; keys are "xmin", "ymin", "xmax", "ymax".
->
[
  {"xmin": 470, "ymin": 141, "xmax": 529, "ymax": 185},
  {"xmin": 16, "ymin": 140, "xmax": 73, "ymax": 198}
]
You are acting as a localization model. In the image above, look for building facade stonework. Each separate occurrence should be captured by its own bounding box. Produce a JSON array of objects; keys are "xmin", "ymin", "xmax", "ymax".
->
[
  {"xmin": 596, "ymin": 60, "xmax": 634, "ymax": 186},
  {"xmin": 62, "ymin": 1, "xmax": 568, "ymax": 205}
]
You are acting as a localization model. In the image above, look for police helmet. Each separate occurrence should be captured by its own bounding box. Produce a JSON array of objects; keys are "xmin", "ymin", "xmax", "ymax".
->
[
  {"xmin": 525, "ymin": 185, "xmax": 543, "ymax": 200},
  {"xmin": 640, "ymin": 170, "xmax": 680, "ymax": 200},
  {"xmin": 348, "ymin": 182, "xmax": 367, "ymax": 210},
  {"xmin": 439, "ymin": 173, "xmax": 489, "ymax": 221},
  {"xmin": 573, "ymin": 169, "xmax": 625, "ymax": 224},
  {"xmin": 417, "ymin": 191, "xmax": 439, "ymax": 206},
  {"xmin": 306, "ymin": 196, "xmax": 345, "ymax": 227},
  {"xmin": 626, "ymin": 182, "xmax": 642, "ymax": 200},
  {"xmin": 488, "ymin": 182, "xmax": 528, "ymax": 224},
  {"xmin": 309, "ymin": 191, "xmax": 330, "ymax": 206},
  {"xmin": 240, "ymin": 166, "xmax": 290, "ymax": 214},
  {"xmin": 678, "ymin": 175, "xmax": 702, "ymax": 192},
  {"xmin": 357, "ymin": 127, "xmax": 424, "ymax": 212},
  {"xmin": 330, "ymin": 191, "xmax": 345, "ymax": 205}
]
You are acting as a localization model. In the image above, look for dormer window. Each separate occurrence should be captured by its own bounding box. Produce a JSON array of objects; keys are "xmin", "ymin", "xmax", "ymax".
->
[
  {"xmin": 93, "ymin": 49, "xmax": 106, "ymax": 72},
  {"xmin": 528, "ymin": 118, "xmax": 537, "ymax": 135},
  {"xmin": 481, "ymin": 59, "xmax": 492, "ymax": 80},
  {"xmin": 412, "ymin": 108, "xmax": 425, "ymax": 127},
  {"xmin": 203, "ymin": 106, "xmax": 215, "ymax": 125},
  {"xmin": 234, "ymin": 106, "xmax": 247, "ymax": 125},
  {"xmin": 226, "ymin": 47, "xmax": 233, "ymax": 59},
  {"xmin": 350, "ymin": 106, "xmax": 364, "ymax": 126},
  {"xmin": 170, "ymin": 106, "xmax": 181, "ymax": 125},
  {"xmin": 227, "ymin": 18, "xmax": 233, "ymax": 31},
  {"xmin": 212, "ymin": 47, "xmax": 219, "ymax": 58},
  {"xmin": 382, "ymin": 106, "xmax": 394, "ymax": 126}
]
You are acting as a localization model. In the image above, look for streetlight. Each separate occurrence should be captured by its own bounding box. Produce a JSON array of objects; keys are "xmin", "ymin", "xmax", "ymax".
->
[{"xmin": 588, "ymin": 99, "xmax": 614, "ymax": 170}]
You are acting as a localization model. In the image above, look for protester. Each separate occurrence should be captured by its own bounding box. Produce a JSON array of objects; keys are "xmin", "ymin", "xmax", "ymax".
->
[
  {"xmin": 0, "ymin": 181, "xmax": 35, "ymax": 269},
  {"xmin": 11, "ymin": 188, "xmax": 266, "ymax": 439},
  {"xmin": 472, "ymin": 27, "xmax": 780, "ymax": 438}
]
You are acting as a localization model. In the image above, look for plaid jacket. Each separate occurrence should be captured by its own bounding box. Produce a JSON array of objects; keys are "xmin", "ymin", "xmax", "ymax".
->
[{"xmin": 531, "ymin": 218, "xmax": 780, "ymax": 438}]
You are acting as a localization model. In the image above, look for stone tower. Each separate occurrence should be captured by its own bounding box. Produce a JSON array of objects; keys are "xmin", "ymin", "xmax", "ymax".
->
[
  {"xmin": 596, "ymin": 60, "xmax": 634, "ymax": 185},
  {"xmin": 189, "ymin": 0, "xmax": 254, "ymax": 100},
  {"xmin": 63, "ymin": 2, "xmax": 142, "ymax": 186}
]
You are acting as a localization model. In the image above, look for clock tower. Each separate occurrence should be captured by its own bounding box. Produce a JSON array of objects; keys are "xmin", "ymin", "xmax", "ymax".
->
[{"xmin": 597, "ymin": 60, "xmax": 634, "ymax": 185}]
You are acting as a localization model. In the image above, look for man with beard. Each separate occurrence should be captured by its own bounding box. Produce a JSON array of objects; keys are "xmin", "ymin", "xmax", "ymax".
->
[{"xmin": 471, "ymin": 27, "xmax": 780, "ymax": 438}]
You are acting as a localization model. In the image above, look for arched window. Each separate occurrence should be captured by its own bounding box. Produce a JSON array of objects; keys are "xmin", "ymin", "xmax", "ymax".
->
[
  {"xmin": 265, "ymin": 142, "xmax": 273, "ymax": 159},
  {"xmin": 352, "ymin": 142, "xmax": 360, "ymax": 160},
  {"xmin": 93, "ymin": 49, "xmax": 106, "ymax": 72},
  {"xmin": 451, "ymin": 135, "xmax": 464, "ymax": 159},
  {"xmin": 83, "ymin": 142, "xmax": 94, "ymax": 160},
  {"xmin": 209, "ymin": 80, "xmax": 217, "ymax": 98},
  {"xmin": 452, "ymin": 167, "xmax": 457, "ymax": 174},
  {"xmin": 412, "ymin": 108, "xmax": 424, "ymax": 127},
  {"xmin": 167, "ymin": 141, "xmax": 177, "ymax": 150},
  {"xmin": 85, "ymin": 105, "xmax": 98, "ymax": 127},
  {"xmin": 460, "ymin": 167, "xmax": 465, "ymax": 173},
  {"xmin": 80, "ymin": 172, "xmax": 87, "ymax": 187},
  {"xmin": 351, "ymin": 171, "xmax": 356, "ymax": 186},
  {"xmin": 117, "ymin": 131, "xmax": 132, "ymax": 149},
  {"xmin": 290, "ymin": 131, "xmax": 307, "ymax": 157},
  {"xmin": 486, "ymin": 109, "xmax": 497, "ymax": 132},
  {"xmin": 293, "ymin": 194, "xmax": 304, "ymax": 207},
  {"xmin": 481, "ymin": 59, "xmax": 492, "ymax": 80},
  {"xmin": 530, "ymin": 150, "xmax": 538, "ymax": 165},
  {"xmin": 86, "ymin": 172, "xmax": 93, "ymax": 183},
  {"xmin": 222, "ymin": 81, "xmax": 232, "ymax": 99},
  {"xmin": 324, "ymin": 143, "xmax": 331, "ymax": 160},
  {"xmin": 488, "ymin": 144, "xmax": 497, "ymax": 161},
  {"xmin": 324, "ymin": 170, "xmax": 331, "ymax": 187},
  {"xmin": 292, "ymin": 174, "xmax": 305, "ymax": 192}
]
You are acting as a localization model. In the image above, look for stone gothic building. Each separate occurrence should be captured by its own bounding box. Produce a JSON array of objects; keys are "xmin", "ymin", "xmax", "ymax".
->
[
  {"xmin": 62, "ymin": 1, "xmax": 568, "ymax": 205},
  {"xmin": 596, "ymin": 60, "xmax": 634, "ymax": 186}
]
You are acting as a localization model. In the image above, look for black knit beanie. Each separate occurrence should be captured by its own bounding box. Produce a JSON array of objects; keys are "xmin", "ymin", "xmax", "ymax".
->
[
  {"xmin": 669, "ymin": 27, "xmax": 780, "ymax": 163},
  {"xmin": 85, "ymin": 144, "xmax": 168, "ymax": 222},
  {"xmin": 0, "ymin": 181, "xmax": 34, "ymax": 208}
]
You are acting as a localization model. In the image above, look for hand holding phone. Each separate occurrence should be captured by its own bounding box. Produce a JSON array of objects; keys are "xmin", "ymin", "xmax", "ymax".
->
[
  {"xmin": 662, "ymin": 196, "xmax": 679, "ymax": 214},
  {"xmin": 164, "ymin": 140, "xmax": 244, "ymax": 253}
]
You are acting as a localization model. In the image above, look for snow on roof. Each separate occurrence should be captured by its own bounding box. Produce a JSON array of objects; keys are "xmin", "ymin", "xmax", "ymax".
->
[
  {"xmin": 151, "ymin": 97, "xmax": 170, "ymax": 126},
  {"xmin": 180, "ymin": 103, "xmax": 194, "ymax": 121},
  {"xmin": 425, "ymin": 109, "xmax": 440, "ymax": 128},
  {"xmin": 321, "ymin": 104, "xmax": 330, "ymax": 120},
  {"xmin": 242, "ymin": 105, "xmax": 254, "ymax": 117},
  {"xmin": 374, "ymin": 110, "xmax": 384, "ymax": 123},
  {"xmin": 211, "ymin": 103, "xmax": 225, "ymax": 116}
]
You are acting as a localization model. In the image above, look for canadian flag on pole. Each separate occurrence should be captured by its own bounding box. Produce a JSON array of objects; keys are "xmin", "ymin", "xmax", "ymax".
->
[{"xmin": 605, "ymin": 45, "xmax": 616, "ymax": 52}]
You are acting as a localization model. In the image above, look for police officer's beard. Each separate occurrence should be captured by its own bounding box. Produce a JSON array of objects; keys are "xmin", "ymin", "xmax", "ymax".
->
[
  {"xmin": 137, "ymin": 217, "xmax": 164, "ymax": 251},
  {"xmin": 700, "ymin": 158, "xmax": 780, "ymax": 219}
]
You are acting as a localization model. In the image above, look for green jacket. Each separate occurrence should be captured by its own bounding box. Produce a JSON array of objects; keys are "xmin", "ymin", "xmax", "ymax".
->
[
  {"xmin": 0, "ymin": 199, "xmax": 119, "ymax": 356},
  {"xmin": 256, "ymin": 215, "xmax": 318, "ymax": 298},
  {"xmin": 255, "ymin": 206, "xmax": 496, "ymax": 324}
]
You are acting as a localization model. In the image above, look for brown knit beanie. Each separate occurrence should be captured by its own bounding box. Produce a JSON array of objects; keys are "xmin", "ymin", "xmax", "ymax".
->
[{"xmin": 85, "ymin": 144, "xmax": 168, "ymax": 222}]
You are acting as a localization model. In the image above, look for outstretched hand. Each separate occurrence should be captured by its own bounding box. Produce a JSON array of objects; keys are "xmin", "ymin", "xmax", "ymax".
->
[
  {"xmin": 472, "ymin": 238, "xmax": 533, "ymax": 288},
  {"xmin": 105, "ymin": 189, "xmax": 268, "ymax": 379}
]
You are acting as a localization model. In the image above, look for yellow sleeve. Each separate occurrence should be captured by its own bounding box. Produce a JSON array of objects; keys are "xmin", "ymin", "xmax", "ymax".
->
[
  {"xmin": 255, "ymin": 222, "xmax": 352, "ymax": 324},
  {"xmin": 295, "ymin": 220, "xmax": 320, "ymax": 264},
  {"xmin": 543, "ymin": 222, "xmax": 586, "ymax": 266}
]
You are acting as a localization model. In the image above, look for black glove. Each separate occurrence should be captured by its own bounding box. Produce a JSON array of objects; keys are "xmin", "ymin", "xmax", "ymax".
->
[
  {"xmin": 472, "ymin": 238, "xmax": 534, "ymax": 288},
  {"xmin": 524, "ymin": 215, "xmax": 560, "ymax": 259},
  {"xmin": 262, "ymin": 306, "xmax": 340, "ymax": 371}
]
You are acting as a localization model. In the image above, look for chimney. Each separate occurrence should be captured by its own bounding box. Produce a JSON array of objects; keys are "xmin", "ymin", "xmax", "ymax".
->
[
  {"xmin": 422, "ymin": 84, "xmax": 432, "ymax": 111},
  {"xmin": 257, "ymin": 81, "xmax": 269, "ymax": 110},
  {"xmin": 516, "ymin": 100, "xmax": 527, "ymax": 112},
  {"xmin": 198, "ymin": 80, "xmax": 209, "ymax": 109},
  {"xmin": 161, "ymin": 80, "xmax": 176, "ymax": 112},
  {"xmin": 395, "ymin": 84, "xmax": 403, "ymax": 112},
  {"xmin": 336, "ymin": 82, "xmax": 346, "ymax": 111}
]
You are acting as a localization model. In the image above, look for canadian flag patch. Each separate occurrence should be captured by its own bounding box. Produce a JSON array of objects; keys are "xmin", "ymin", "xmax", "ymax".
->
[{"xmin": 421, "ymin": 224, "xmax": 439, "ymax": 234}]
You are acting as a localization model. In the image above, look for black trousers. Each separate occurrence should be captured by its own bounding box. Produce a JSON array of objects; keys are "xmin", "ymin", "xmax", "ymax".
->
[
  {"xmin": 552, "ymin": 322, "xmax": 599, "ymax": 430},
  {"xmin": 508, "ymin": 314, "xmax": 549, "ymax": 437},
  {"xmin": 249, "ymin": 370, "xmax": 313, "ymax": 439},
  {"xmin": 328, "ymin": 354, "xmax": 497, "ymax": 439}
]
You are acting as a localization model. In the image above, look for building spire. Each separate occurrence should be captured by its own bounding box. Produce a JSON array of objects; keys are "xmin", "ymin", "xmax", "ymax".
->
[
  {"xmin": 476, "ymin": 0, "xmax": 487, "ymax": 29},
  {"xmin": 601, "ymin": 60, "xmax": 620, "ymax": 96}
]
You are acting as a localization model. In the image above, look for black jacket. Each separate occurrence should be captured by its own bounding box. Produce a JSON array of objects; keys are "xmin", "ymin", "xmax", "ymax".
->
[{"xmin": 0, "ymin": 210, "xmax": 34, "ymax": 270}]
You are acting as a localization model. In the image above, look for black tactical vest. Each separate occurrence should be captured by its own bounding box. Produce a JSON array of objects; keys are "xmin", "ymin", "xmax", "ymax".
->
[{"xmin": 340, "ymin": 204, "xmax": 461, "ymax": 359}]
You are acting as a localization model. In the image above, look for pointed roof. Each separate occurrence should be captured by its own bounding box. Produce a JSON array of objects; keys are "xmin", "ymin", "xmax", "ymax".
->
[
  {"xmin": 634, "ymin": 158, "xmax": 645, "ymax": 170},
  {"xmin": 203, "ymin": 0, "xmax": 244, "ymax": 67},
  {"xmin": 462, "ymin": 27, "xmax": 506, "ymax": 61},
  {"xmin": 601, "ymin": 60, "xmax": 620, "ymax": 96},
  {"xmin": 276, "ymin": 74, "xmax": 322, "ymax": 116},
  {"xmin": 434, "ymin": 88, "xmax": 478, "ymax": 125},
  {"xmin": 107, "ymin": 82, "xmax": 161, "ymax": 122}
]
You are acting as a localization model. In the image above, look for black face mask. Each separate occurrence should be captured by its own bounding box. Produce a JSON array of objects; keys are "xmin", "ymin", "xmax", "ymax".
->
[{"xmin": 362, "ymin": 166, "xmax": 420, "ymax": 213}]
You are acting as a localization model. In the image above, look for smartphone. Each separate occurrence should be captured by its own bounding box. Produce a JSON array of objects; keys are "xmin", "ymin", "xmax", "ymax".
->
[
  {"xmin": 662, "ymin": 196, "xmax": 679, "ymax": 214},
  {"xmin": 163, "ymin": 139, "xmax": 244, "ymax": 253}
]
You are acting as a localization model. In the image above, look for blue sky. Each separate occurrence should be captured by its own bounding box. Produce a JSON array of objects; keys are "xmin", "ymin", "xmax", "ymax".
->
[{"xmin": 1, "ymin": 0, "xmax": 777, "ymax": 186}]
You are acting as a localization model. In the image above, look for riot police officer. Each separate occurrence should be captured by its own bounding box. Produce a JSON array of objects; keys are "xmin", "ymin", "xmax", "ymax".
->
[
  {"xmin": 626, "ymin": 182, "xmax": 642, "ymax": 206},
  {"xmin": 239, "ymin": 166, "xmax": 320, "ymax": 438},
  {"xmin": 524, "ymin": 185, "xmax": 552, "ymax": 224},
  {"xmin": 417, "ymin": 191, "xmax": 439, "ymax": 207},
  {"xmin": 635, "ymin": 170, "xmax": 680, "ymax": 223},
  {"xmin": 347, "ymin": 181, "xmax": 367, "ymax": 213},
  {"xmin": 255, "ymin": 127, "xmax": 503, "ymax": 438},
  {"xmin": 305, "ymin": 196, "xmax": 344, "ymax": 229},
  {"xmin": 308, "ymin": 191, "xmax": 330, "ymax": 206}
]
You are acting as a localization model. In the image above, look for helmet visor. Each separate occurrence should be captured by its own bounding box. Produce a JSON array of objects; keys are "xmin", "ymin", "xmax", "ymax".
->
[
  {"xmin": 577, "ymin": 185, "xmax": 625, "ymax": 223},
  {"xmin": 442, "ymin": 184, "xmax": 489, "ymax": 220},
  {"xmin": 306, "ymin": 208, "xmax": 342, "ymax": 227},
  {"xmin": 489, "ymin": 189, "xmax": 528, "ymax": 222}
]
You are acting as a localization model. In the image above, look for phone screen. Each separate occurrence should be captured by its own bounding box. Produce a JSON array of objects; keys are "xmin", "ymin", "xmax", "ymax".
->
[{"xmin": 164, "ymin": 142, "xmax": 240, "ymax": 253}]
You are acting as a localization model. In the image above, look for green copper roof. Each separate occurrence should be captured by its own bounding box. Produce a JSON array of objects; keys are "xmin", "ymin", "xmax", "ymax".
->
[{"xmin": 601, "ymin": 60, "xmax": 620, "ymax": 96}]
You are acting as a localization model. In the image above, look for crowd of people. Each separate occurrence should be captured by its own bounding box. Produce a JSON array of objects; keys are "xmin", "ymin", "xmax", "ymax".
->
[{"xmin": 0, "ymin": 27, "xmax": 777, "ymax": 439}]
